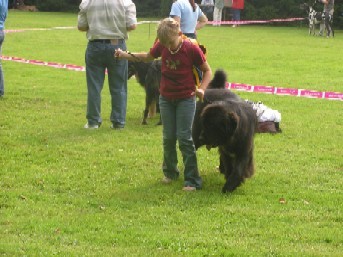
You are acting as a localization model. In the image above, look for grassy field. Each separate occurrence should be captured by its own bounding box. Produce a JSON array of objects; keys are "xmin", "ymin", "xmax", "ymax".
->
[{"xmin": 0, "ymin": 11, "xmax": 342, "ymax": 256}]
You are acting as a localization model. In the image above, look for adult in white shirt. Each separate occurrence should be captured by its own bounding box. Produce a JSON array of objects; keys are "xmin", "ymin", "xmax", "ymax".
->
[{"xmin": 78, "ymin": 0, "xmax": 137, "ymax": 130}]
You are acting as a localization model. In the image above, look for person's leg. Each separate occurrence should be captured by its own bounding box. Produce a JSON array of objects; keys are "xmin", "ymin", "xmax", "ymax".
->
[
  {"xmin": 176, "ymin": 97, "xmax": 202, "ymax": 189},
  {"xmin": 85, "ymin": 42, "xmax": 107, "ymax": 126},
  {"xmin": 319, "ymin": 22, "xmax": 325, "ymax": 36},
  {"xmin": 233, "ymin": 9, "xmax": 241, "ymax": 21},
  {"xmin": 232, "ymin": 8, "xmax": 240, "ymax": 27},
  {"xmin": 159, "ymin": 96, "xmax": 180, "ymax": 180},
  {"xmin": 0, "ymin": 30, "xmax": 4, "ymax": 96},
  {"xmin": 218, "ymin": 8, "xmax": 223, "ymax": 26},
  {"xmin": 106, "ymin": 41, "xmax": 128, "ymax": 128},
  {"xmin": 213, "ymin": 7, "xmax": 219, "ymax": 26}
]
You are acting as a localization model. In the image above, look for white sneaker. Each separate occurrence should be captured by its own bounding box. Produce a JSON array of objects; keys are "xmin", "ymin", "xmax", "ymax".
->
[
  {"xmin": 84, "ymin": 123, "xmax": 99, "ymax": 129},
  {"xmin": 161, "ymin": 177, "xmax": 173, "ymax": 184},
  {"xmin": 182, "ymin": 186, "xmax": 196, "ymax": 191}
]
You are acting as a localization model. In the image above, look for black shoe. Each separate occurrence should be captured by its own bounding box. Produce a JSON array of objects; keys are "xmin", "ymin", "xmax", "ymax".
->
[{"xmin": 110, "ymin": 124, "xmax": 124, "ymax": 130}]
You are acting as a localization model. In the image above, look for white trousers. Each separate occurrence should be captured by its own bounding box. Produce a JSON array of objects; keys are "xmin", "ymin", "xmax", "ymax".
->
[{"xmin": 213, "ymin": 7, "xmax": 223, "ymax": 25}]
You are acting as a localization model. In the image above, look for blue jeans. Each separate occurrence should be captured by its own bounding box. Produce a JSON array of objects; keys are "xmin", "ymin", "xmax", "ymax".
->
[
  {"xmin": 232, "ymin": 9, "xmax": 241, "ymax": 21},
  {"xmin": 85, "ymin": 40, "xmax": 128, "ymax": 126},
  {"xmin": 159, "ymin": 95, "xmax": 202, "ymax": 189},
  {"xmin": 0, "ymin": 30, "xmax": 4, "ymax": 96}
]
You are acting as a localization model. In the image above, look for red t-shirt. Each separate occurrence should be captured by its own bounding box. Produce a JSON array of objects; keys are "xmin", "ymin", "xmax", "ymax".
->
[
  {"xmin": 149, "ymin": 39, "xmax": 206, "ymax": 100},
  {"xmin": 232, "ymin": 0, "xmax": 244, "ymax": 9}
]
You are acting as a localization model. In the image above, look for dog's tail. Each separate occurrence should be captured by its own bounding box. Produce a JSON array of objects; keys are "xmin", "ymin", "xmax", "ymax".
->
[{"xmin": 208, "ymin": 69, "xmax": 227, "ymax": 89}]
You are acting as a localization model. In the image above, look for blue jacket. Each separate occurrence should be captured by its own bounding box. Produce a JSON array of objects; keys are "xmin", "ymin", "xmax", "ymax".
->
[{"xmin": 0, "ymin": 0, "xmax": 8, "ymax": 30}]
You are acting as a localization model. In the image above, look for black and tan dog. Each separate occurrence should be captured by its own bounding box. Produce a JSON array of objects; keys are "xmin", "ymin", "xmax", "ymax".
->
[
  {"xmin": 192, "ymin": 70, "xmax": 257, "ymax": 193},
  {"xmin": 128, "ymin": 60, "xmax": 162, "ymax": 125}
]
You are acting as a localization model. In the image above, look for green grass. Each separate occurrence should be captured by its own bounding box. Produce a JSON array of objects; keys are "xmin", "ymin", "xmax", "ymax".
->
[{"xmin": 1, "ymin": 11, "xmax": 342, "ymax": 256}]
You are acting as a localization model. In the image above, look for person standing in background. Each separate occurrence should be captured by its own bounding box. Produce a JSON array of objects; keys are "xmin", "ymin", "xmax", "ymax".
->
[
  {"xmin": 319, "ymin": 0, "xmax": 334, "ymax": 36},
  {"xmin": 200, "ymin": 0, "xmax": 214, "ymax": 21},
  {"xmin": 170, "ymin": 0, "xmax": 208, "ymax": 39},
  {"xmin": 213, "ymin": 0, "xmax": 224, "ymax": 26},
  {"xmin": 0, "ymin": 0, "xmax": 8, "ymax": 98},
  {"xmin": 231, "ymin": 0, "xmax": 244, "ymax": 27},
  {"xmin": 78, "ymin": 0, "xmax": 137, "ymax": 130}
]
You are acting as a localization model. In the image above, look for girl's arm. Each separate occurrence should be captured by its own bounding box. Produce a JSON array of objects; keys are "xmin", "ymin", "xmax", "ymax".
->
[
  {"xmin": 195, "ymin": 61, "xmax": 212, "ymax": 101},
  {"xmin": 114, "ymin": 49, "xmax": 155, "ymax": 62}
]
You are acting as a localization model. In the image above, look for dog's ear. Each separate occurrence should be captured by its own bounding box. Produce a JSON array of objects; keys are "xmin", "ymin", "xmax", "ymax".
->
[{"xmin": 226, "ymin": 112, "xmax": 239, "ymax": 133}]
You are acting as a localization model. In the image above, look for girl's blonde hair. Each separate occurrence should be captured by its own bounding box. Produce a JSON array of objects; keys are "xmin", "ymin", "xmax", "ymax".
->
[{"xmin": 157, "ymin": 18, "xmax": 180, "ymax": 46}]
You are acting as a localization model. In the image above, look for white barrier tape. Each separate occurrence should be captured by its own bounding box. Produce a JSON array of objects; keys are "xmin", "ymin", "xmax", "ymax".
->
[
  {"xmin": 1, "ymin": 55, "xmax": 341, "ymax": 101},
  {"xmin": 4, "ymin": 16, "xmax": 305, "ymax": 34},
  {"xmin": 137, "ymin": 18, "xmax": 305, "ymax": 26},
  {"xmin": 4, "ymin": 18, "xmax": 304, "ymax": 34},
  {"xmin": 208, "ymin": 17, "xmax": 305, "ymax": 25},
  {"xmin": 5, "ymin": 26, "xmax": 76, "ymax": 33}
]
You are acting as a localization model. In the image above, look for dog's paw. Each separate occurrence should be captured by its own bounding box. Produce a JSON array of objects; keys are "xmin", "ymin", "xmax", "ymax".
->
[
  {"xmin": 222, "ymin": 186, "xmax": 232, "ymax": 193},
  {"xmin": 222, "ymin": 180, "xmax": 241, "ymax": 193}
]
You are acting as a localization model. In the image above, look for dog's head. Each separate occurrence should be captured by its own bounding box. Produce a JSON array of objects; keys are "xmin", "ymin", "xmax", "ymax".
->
[
  {"xmin": 199, "ymin": 103, "xmax": 239, "ymax": 149},
  {"xmin": 208, "ymin": 69, "xmax": 228, "ymax": 89}
]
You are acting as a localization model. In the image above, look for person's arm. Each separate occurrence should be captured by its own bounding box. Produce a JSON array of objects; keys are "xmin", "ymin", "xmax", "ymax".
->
[
  {"xmin": 125, "ymin": 1, "xmax": 137, "ymax": 31},
  {"xmin": 127, "ymin": 24, "xmax": 137, "ymax": 31},
  {"xmin": 195, "ymin": 61, "xmax": 212, "ymax": 101},
  {"xmin": 196, "ymin": 15, "xmax": 208, "ymax": 30},
  {"xmin": 114, "ymin": 49, "xmax": 155, "ymax": 62},
  {"xmin": 77, "ymin": 11, "xmax": 89, "ymax": 31},
  {"xmin": 171, "ymin": 15, "xmax": 181, "ymax": 25}
]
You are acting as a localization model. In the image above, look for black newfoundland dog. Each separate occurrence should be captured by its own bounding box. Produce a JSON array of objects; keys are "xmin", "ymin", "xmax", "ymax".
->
[{"xmin": 192, "ymin": 70, "xmax": 257, "ymax": 193}]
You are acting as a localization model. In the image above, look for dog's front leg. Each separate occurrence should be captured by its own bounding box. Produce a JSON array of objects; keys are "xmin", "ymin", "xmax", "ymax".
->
[
  {"xmin": 142, "ymin": 95, "xmax": 150, "ymax": 125},
  {"xmin": 221, "ymin": 154, "xmax": 250, "ymax": 193}
]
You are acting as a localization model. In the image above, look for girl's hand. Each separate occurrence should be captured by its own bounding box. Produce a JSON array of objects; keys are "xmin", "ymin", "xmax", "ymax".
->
[
  {"xmin": 195, "ymin": 88, "xmax": 205, "ymax": 102},
  {"xmin": 114, "ymin": 48, "xmax": 124, "ymax": 59}
]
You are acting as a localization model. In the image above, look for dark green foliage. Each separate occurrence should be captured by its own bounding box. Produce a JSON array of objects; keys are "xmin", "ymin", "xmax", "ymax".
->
[
  {"xmin": 160, "ymin": 0, "xmax": 174, "ymax": 17},
  {"xmin": 25, "ymin": 0, "xmax": 79, "ymax": 12},
  {"xmin": 135, "ymin": 0, "xmax": 162, "ymax": 17}
]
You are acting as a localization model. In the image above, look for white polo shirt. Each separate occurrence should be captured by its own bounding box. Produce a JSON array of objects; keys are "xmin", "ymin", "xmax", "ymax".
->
[{"xmin": 78, "ymin": 0, "xmax": 137, "ymax": 40}]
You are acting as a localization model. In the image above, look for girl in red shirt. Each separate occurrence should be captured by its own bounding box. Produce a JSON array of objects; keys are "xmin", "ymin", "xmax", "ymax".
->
[{"xmin": 115, "ymin": 18, "xmax": 212, "ymax": 191}]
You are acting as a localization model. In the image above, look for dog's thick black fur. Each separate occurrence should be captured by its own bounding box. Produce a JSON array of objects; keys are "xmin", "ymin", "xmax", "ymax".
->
[
  {"xmin": 192, "ymin": 69, "xmax": 257, "ymax": 193},
  {"xmin": 192, "ymin": 69, "xmax": 241, "ymax": 149},
  {"xmin": 128, "ymin": 60, "xmax": 162, "ymax": 125}
]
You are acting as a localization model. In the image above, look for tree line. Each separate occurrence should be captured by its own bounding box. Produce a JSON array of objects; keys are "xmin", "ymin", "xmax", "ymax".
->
[{"xmin": 10, "ymin": 0, "xmax": 343, "ymax": 28}]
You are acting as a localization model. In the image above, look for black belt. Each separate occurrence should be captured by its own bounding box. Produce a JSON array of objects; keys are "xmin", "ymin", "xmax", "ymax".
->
[{"xmin": 90, "ymin": 39, "xmax": 124, "ymax": 44}]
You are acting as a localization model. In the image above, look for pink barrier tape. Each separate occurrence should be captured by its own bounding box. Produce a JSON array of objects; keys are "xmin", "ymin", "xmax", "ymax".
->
[
  {"xmin": 2, "ymin": 56, "xmax": 85, "ymax": 72},
  {"xmin": 2, "ymin": 55, "xmax": 341, "ymax": 101},
  {"xmin": 226, "ymin": 82, "xmax": 342, "ymax": 101}
]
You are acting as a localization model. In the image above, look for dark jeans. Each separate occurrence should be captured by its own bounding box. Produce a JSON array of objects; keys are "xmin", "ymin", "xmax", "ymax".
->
[
  {"xmin": 232, "ymin": 8, "xmax": 241, "ymax": 21},
  {"xmin": 85, "ymin": 40, "xmax": 128, "ymax": 126},
  {"xmin": 0, "ymin": 30, "xmax": 4, "ymax": 96},
  {"xmin": 159, "ymin": 95, "xmax": 202, "ymax": 189}
]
